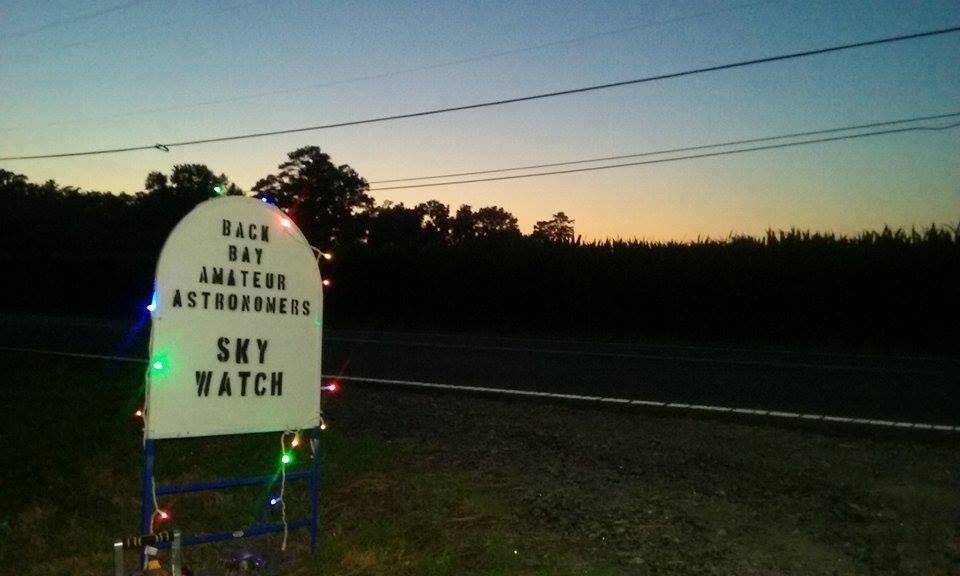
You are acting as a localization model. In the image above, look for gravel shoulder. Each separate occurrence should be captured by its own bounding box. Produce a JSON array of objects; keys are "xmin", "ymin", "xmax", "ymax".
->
[{"xmin": 327, "ymin": 385, "xmax": 960, "ymax": 575}]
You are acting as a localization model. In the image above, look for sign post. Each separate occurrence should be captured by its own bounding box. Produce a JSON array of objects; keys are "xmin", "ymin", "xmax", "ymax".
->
[{"xmin": 141, "ymin": 196, "xmax": 324, "ymax": 552}]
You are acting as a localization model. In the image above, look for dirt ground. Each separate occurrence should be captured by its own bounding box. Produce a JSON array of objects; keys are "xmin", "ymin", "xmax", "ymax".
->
[{"xmin": 326, "ymin": 385, "xmax": 960, "ymax": 576}]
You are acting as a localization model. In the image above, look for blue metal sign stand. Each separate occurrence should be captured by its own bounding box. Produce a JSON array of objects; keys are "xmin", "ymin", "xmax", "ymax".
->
[{"xmin": 140, "ymin": 427, "xmax": 321, "ymax": 553}]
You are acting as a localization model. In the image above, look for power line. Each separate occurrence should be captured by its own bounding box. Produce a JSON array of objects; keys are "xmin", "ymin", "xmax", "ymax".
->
[
  {"xmin": 2, "ymin": 0, "xmax": 152, "ymax": 41},
  {"xmin": 368, "ymin": 111, "xmax": 960, "ymax": 183},
  {"xmin": 367, "ymin": 121, "xmax": 960, "ymax": 191},
  {"xmin": 0, "ymin": 0, "xmax": 768, "ymax": 133},
  {"xmin": 2, "ymin": 25, "xmax": 958, "ymax": 162},
  {"xmin": 3, "ymin": 0, "xmax": 262, "ymax": 54}
]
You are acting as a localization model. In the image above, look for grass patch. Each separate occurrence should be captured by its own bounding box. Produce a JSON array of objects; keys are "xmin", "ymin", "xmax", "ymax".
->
[
  {"xmin": 0, "ymin": 350, "xmax": 616, "ymax": 575},
  {"xmin": 3, "ymin": 348, "xmax": 958, "ymax": 574}
]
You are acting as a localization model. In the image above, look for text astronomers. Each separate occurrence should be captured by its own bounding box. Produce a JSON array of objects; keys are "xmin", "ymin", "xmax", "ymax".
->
[{"xmin": 168, "ymin": 219, "xmax": 312, "ymax": 316}]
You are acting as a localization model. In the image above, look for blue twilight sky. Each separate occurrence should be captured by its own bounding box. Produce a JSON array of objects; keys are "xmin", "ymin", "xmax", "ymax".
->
[{"xmin": 1, "ymin": 0, "xmax": 958, "ymax": 241}]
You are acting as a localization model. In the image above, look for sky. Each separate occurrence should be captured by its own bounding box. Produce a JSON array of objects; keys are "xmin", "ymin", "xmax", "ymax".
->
[{"xmin": 1, "ymin": 0, "xmax": 958, "ymax": 241}]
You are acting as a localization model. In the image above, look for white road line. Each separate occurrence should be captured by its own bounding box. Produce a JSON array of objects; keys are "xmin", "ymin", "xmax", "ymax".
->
[
  {"xmin": 331, "ymin": 375, "xmax": 958, "ymax": 432},
  {"xmin": 768, "ymin": 411, "xmax": 801, "ymax": 418},
  {"xmin": 2, "ymin": 346, "xmax": 956, "ymax": 433}
]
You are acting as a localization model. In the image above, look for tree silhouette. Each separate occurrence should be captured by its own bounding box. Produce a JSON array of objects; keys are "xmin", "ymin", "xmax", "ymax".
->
[
  {"xmin": 2, "ymin": 161, "xmax": 958, "ymax": 352},
  {"xmin": 138, "ymin": 164, "xmax": 233, "ymax": 244},
  {"xmin": 475, "ymin": 206, "xmax": 520, "ymax": 238},
  {"xmin": 223, "ymin": 181, "xmax": 245, "ymax": 196},
  {"xmin": 451, "ymin": 204, "xmax": 520, "ymax": 242},
  {"xmin": 0, "ymin": 169, "xmax": 29, "ymax": 194},
  {"xmin": 532, "ymin": 212, "xmax": 575, "ymax": 243},
  {"xmin": 252, "ymin": 146, "xmax": 372, "ymax": 248},
  {"xmin": 145, "ymin": 164, "xmax": 229, "ymax": 203},
  {"xmin": 418, "ymin": 200, "xmax": 452, "ymax": 244},
  {"xmin": 366, "ymin": 202, "xmax": 427, "ymax": 247},
  {"xmin": 144, "ymin": 171, "xmax": 169, "ymax": 194},
  {"xmin": 452, "ymin": 205, "xmax": 478, "ymax": 242}
]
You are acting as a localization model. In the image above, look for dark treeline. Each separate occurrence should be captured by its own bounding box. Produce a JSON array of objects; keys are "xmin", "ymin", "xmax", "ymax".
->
[
  {"xmin": 332, "ymin": 230, "xmax": 960, "ymax": 353},
  {"xmin": 2, "ymin": 146, "xmax": 958, "ymax": 353}
]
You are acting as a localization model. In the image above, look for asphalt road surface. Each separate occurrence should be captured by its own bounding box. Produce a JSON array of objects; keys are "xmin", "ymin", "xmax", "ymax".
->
[{"xmin": 1, "ymin": 313, "xmax": 957, "ymax": 425}]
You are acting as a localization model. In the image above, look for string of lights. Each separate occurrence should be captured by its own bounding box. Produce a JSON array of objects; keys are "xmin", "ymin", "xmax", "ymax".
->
[
  {"xmin": 134, "ymin": 418, "xmax": 326, "ymax": 545},
  {"xmin": 279, "ymin": 431, "xmax": 294, "ymax": 551},
  {"xmin": 149, "ymin": 476, "xmax": 164, "ymax": 534},
  {"xmin": 1, "ymin": 25, "xmax": 957, "ymax": 161},
  {"xmin": 368, "ymin": 120, "xmax": 960, "ymax": 191},
  {"xmin": 138, "ymin": 245, "xmax": 334, "ymax": 548}
]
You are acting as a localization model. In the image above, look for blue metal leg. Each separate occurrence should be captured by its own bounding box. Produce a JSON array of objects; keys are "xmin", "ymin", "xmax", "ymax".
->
[
  {"xmin": 141, "ymin": 439, "xmax": 155, "ymax": 566},
  {"xmin": 310, "ymin": 426, "xmax": 321, "ymax": 554}
]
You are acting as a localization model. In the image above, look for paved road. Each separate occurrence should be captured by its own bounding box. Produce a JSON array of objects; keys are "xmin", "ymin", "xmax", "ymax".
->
[{"xmin": 1, "ymin": 313, "xmax": 958, "ymax": 425}]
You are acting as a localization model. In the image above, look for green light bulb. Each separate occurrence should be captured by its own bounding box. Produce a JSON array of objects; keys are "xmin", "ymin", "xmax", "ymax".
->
[
  {"xmin": 281, "ymin": 452, "xmax": 293, "ymax": 465},
  {"xmin": 149, "ymin": 351, "xmax": 170, "ymax": 376}
]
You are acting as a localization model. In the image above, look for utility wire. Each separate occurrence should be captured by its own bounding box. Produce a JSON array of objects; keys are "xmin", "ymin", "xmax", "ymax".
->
[
  {"xmin": 1, "ymin": 25, "xmax": 958, "ymax": 162},
  {"xmin": 0, "ymin": 0, "xmax": 767, "ymax": 131},
  {"xmin": 367, "ymin": 121, "xmax": 960, "ymax": 191},
  {"xmin": 2, "ymin": 0, "xmax": 151, "ymax": 41},
  {"xmin": 369, "ymin": 111, "xmax": 960, "ymax": 183}
]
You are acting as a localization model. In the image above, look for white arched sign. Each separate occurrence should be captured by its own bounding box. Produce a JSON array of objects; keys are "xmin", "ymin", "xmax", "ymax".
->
[{"xmin": 145, "ymin": 197, "xmax": 322, "ymax": 438}]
